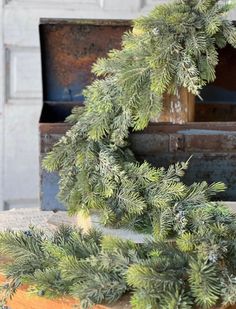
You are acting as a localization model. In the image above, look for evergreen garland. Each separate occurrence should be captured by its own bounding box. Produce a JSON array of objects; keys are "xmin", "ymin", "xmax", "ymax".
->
[
  {"xmin": 0, "ymin": 227, "xmax": 141, "ymax": 308},
  {"xmin": 1, "ymin": 208, "xmax": 236, "ymax": 309},
  {"xmin": 2, "ymin": 1, "xmax": 236, "ymax": 309},
  {"xmin": 43, "ymin": 0, "xmax": 236, "ymax": 234}
]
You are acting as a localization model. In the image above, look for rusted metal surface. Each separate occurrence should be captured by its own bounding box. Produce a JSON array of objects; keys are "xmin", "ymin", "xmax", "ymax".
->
[
  {"xmin": 130, "ymin": 133, "xmax": 169, "ymax": 155},
  {"xmin": 131, "ymin": 124, "xmax": 236, "ymax": 201},
  {"xmin": 40, "ymin": 121, "xmax": 236, "ymax": 138},
  {"xmin": 40, "ymin": 133, "xmax": 64, "ymax": 154},
  {"xmin": 40, "ymin": 131, "xmax": 67, "ymax": 211},
  {"xmin": 40, "ymin": 121, "xmax": 236, "ymax": 201},
  {"xmin": 142, "ymin": 122, "xmax": 236, "ymax": 133},
  {"xmin": 40, "ymin": 123, "xmax": 72, "ymax": 135},
  {"xmin": 39, "ymin": 20, "xmax": 236, "ymax": 210},
  {"xmin": 40, "ymin": 19, "xmax": 130, "ymax": 211},
  {"xmin": 43, "ymin": 122, "xmax": 236, "ymax": 154},
  {"xmin": 40, "ymin": 19, "xmax": 130, "ymax": 104},
  {"xmin": 137, "ymin": 152, "xmax": 236, "ymax": 201},
  {"xmin": 182, "ymin": 130, "xmax": 236, "ymax": 152},
  {"xmin": 131, "ymin": 127, "xmax": 236, "ymax": 154},
  {"xmin": 196, "ymin": 103, "xmax": 236, "ymax": 122}
]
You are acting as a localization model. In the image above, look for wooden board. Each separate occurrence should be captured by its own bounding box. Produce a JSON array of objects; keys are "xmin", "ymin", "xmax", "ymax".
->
[
  {"xmin": 1, "ymin": 273, "xmax": 236, "ymax": 309},
  {"xmin": 0, "ymin": 274, "xmax": 131, "ymax": 309},
  {"xmin": 153, "ymin": 88, "xmax": 195, "ymax": 124}
]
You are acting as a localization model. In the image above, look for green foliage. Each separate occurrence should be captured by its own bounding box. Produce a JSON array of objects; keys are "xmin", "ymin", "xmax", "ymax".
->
[
  {"xmin": 66, "ymin": 252, "xmax": 130, "ymax": 309},
  {"xmin": 0, "ymin": 226, "xmax": 102, "ymax": 305},
  {"xmin": 42, "ymin": 0, "xmax": 236, "ymax": 236},
  {"xmin": 1, "ymin": 204, "xmax": 236, "ymax": 309},
  {"xmin": 221, "ymin": 274, "xmax": 236, "ymax": 306},
  {"xmin": 23, "ymin": 268, "xmax": 71, "ymax": 298},
  {"xmin": 0, "ymin": 228, "xmax": 54, "ymax": 305},
  {"xmin": 0, "ymin": 227, "xmax": 143, "ymax": 308},
  {"xmin": 188, "ymin": 258, "xmax": 221, "ymax": 308},
  {"xmin": 176, "ymin": 233, "xmax": 195, "ymax": 252},
  {"xmin": 126, "ymin": 201, "xmax": 236, "ymax": 309},
  {"xmin": 159, "ymin": 290, "xmax": 193, "ymax": 309},
  {"xmin": 127, "ymin": 204, "xmax": 236, "ymax": 309},
  {"xmin": 29, "ymin": 0, "xmax": 236, "ymax": 308},
  {"xmin": 127, "ymin": 241, "xmax": 190, "ymax": 308}
]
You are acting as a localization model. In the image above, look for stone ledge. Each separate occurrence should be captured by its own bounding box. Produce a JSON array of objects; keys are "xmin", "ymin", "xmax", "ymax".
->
[{"xmin": 224, "ymin": 201, "xmax": 236, "ymax": 212}]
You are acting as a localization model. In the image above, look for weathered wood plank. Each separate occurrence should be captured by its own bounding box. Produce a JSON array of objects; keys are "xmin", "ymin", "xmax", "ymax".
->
[
  {"xmin": 0, "ymin": 274, "xmax": 131, "ymax": 309},
  {"xmin": 153, "ymin": 88, "xmax": 195, "ymax": 124}
]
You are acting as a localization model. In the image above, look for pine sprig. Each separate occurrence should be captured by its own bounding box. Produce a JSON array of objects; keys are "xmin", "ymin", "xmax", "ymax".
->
[{"xmin": 188, "ymin": 258, "xmax": 221, "ymax": 308}]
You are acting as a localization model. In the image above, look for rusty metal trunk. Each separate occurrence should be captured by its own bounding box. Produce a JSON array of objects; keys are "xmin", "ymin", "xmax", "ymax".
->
[{"xmin": 40, "ymin": 19, "xmax": 236, "ymax": 211}]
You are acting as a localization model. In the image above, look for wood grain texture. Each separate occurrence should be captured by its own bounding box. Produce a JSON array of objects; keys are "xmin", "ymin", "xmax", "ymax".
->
[{"xmin": 154, "ymin": 88, "xmax": 195, "ymax": 124}]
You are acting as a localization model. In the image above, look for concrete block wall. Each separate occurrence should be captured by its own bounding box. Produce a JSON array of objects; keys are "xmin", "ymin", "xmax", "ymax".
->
[{"xmin": 0, "ymin": 0, "xmax": 235, "ymax": 210}]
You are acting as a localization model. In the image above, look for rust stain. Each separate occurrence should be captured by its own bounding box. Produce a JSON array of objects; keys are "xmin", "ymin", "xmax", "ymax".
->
[
  {"xmin": 39, "ymin": 123, "xmax": 72, "ymax": 135},
  {"xmin": 142, "ymin": 122, "xmax": 236, "ymax": 134},
  {"xmin": 41, "ymin": 23, "xmax": 130, "ymax": 88}
]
